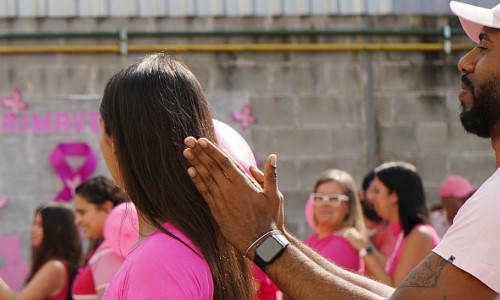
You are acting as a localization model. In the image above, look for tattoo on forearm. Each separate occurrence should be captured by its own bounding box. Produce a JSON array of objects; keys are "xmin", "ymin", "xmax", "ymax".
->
[{"xmin": 399, "ymin": 255, "xmax": 448, "ymax": 288}]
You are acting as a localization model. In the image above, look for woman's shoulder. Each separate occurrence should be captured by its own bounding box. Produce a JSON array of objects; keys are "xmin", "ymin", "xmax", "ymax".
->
[
  {"xmin": 128, "ymin": 233, "xmax": 211, "ymax": 282},
  {"xmin": 134, "ymin": 226, "xmax": 206, "ymax": 266},
  {"xmin": 407, "ymin": 224, "xmax": 439, "ymax": 245},
  {"xmin": 43, "ymin": 259, "xmax": 67, "ymax": 273},
  {"xmin": 90, "ymin": 241, "xmax": 123, "ymax": 264},
  {"xmin": 34, "ymin": 259, "xmax": 67, "ymax": 283}
]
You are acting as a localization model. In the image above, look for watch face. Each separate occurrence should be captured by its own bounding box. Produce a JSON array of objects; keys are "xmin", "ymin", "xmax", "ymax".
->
[{"xmin": 255, "ymin": 236, "xmax": 284, "ymax": 262}]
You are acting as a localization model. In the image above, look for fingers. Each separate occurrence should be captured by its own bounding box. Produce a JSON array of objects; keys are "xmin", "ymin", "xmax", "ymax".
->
[
  {"xmin": 249, "ymin": 166, "xmax": 265, "ymax": 187},
  {"xmin": 183, "ymin": 146, "xmax": 223, "ymax": 208},
  {"xmin": 194, "ymin": 138, "xmax": 245, "ymax": 181},
  {"xmin": 185, "ymin": 165, "xmax": 214, "ymax": 205},
  {"xmin": 184, "ymin": 137, "xmax": 229, "ymax": 183},
  {"xmin": 263, "ymin": 154, "xmax": 278, "ymax": 195}
]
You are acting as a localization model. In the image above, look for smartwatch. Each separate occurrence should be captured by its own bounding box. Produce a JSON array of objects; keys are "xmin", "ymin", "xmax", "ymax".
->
[
  {"xmin": 359, "ymin": 246, "xmax": 374, "ymax": 257},
  {"xmin": 254, "ymin": 234, "xmax": 290, "ymax": 270}
]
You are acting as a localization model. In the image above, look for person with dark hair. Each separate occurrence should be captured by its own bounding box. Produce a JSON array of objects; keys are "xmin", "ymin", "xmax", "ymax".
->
[
  {"xmin": 0, "ymin": 202, "xmax": 82, "ymax": 300},
  {"xmin": 71, "ymin": 176, "xmax": 128, "ymax": 300},
  {"xmin": 181, "ymin": 1, "xmax": 500, "ymax": 298},
  {"xmin": 99, "ymin": 53, "xmax": 252, "ymax": 299},
  {"xmin": 304, "ymin": 169, "xmax": 366, "ymax": 273},
  {"xmin": 358, "ymin": 170, "xmax": 393, "ymax": 263},
  {"xmin": 343, "ymin": 162, "xmax": 439, "ymax": 286}
]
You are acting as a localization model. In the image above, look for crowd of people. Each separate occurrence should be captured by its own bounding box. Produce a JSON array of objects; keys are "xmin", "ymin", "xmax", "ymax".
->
[
  {"xmin": 0, "ymin": 0, "xmax": 499, "ymax": 298},
  {"xmin": 180, "ymin": 1, "xmax": 500, "ymax": 298},
  {"xmin": 0, "ymin": 167, "xmax": 471, "ymax": 300}
]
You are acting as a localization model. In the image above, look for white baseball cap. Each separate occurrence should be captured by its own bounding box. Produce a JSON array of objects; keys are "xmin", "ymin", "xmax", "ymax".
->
[{"xmin": 450, "ymin": 1, "xmax": 500, "ymax": 44}]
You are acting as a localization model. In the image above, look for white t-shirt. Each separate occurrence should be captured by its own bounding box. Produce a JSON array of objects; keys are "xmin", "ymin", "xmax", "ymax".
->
[{"xmin": 433, "ymin": 167, "xmax": 500, "ymax": 293}]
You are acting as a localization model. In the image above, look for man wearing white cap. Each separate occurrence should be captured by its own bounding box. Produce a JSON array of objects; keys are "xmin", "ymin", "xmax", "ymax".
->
[{"xmin": 182, "ymin": 1, "xmax": 500, "ymax": 299}]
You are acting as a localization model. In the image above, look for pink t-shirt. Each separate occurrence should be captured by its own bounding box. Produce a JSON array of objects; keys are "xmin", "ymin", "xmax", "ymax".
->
[
  {"xmin": 385, "ymin": 223, "xmax": 440, "ymax": 276},
  {"xmin": 305, "ymin": 233, "xmax": 362, "ymax": 272},
  {"xmin": 433, "ymin": 167, "xmax": 500, "ymax": 293},
  {"xmin": 72, "ymin": 241, "xmax": 124, "ymax": 300},
  {"xmin": 102, "ymin": 223, "xmax": 213, "ymax": 299}
]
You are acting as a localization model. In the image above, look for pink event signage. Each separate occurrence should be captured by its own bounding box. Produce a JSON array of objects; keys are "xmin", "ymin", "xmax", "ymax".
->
[
  {"xmin": 1, "ymin": 111, "xmax": 100, "ymax": 135},
  {"xmin": 49, "ymin": 142, "xmax": 97, "ymax": 201},
  {"xmin": 0, "ymin": 87, "xmax": 100, "ymax": 135}
]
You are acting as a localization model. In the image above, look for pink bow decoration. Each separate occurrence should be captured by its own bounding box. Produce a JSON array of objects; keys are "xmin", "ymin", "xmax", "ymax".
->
[
  {"xmin": 49, "ymin": 143, "xmax": 97, "ymax": 201},
  {"xmin": 1, "ymin": 88, "xmax": 28, "ymax": 116},
  {"xmin": 231, "ymin": 103, "xmax": 258, "ymax": 131}
]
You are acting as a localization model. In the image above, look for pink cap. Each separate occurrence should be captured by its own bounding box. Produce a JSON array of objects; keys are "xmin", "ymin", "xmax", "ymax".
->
[
  {"xmin": 450, "ymin": 1, "xmax": 500, "ymax": 44},
  {"xmin": 439, "ymin": 175, "xmax": 475, "ymax": 199}
]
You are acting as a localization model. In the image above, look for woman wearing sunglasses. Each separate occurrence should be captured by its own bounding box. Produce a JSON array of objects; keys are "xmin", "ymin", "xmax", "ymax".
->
[{"xmin": 304, "ymin": 169, "xmax": 367, "ymax": 273}]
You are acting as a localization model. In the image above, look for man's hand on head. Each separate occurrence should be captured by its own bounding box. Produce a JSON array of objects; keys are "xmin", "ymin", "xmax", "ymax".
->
[{"xmin": 183, "ymin": 136, "xmax": 284, "ymax": 256}]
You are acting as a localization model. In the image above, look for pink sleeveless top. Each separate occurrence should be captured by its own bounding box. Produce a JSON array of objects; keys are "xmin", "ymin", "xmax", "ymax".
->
[
  {"xmin": 46, "ymin": 259, "xmax": 69, "ymax": 300},
  {"xmin": 384, "ymin": 223, "xmax": 440, "ymax": 276}
]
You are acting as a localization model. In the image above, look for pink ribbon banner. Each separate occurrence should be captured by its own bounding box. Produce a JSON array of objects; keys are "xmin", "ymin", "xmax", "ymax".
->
[{"xmin": 49, "ymin": 142, "xmax": 97, "ymax": 201}]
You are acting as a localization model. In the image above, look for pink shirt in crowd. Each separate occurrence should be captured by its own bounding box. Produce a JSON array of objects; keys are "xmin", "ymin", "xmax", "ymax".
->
[
  {"xmin": 72, "ymin": 241, "xmax": 124, "ymax": 300},
  {"xmin": 305, "ymin": 233, "xmax": 362, "ymax": 273},
  {"xmin": 252, "ymin": 263, "xmax": 282, "ymax": 300},
  {"xmin": 103, "ymin": 223, "xmax": 213, "ymax": 299},
  {"xmin": 384, "ymin": 223, "xmax": 440, "ymax": 276}
]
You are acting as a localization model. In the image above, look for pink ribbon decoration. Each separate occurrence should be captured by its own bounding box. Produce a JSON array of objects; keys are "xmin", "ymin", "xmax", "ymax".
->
[{"xmin": 49, "ymin": 142, "xmax": 97, "ymax": 202}]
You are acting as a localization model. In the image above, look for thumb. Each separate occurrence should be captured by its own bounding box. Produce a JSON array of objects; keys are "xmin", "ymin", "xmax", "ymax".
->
[{"xmin": 263, "ymin": 154, "xmax": 278, "ymax": 195}]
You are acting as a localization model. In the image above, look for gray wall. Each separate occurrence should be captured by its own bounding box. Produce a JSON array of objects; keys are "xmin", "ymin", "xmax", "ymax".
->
[
  {"xmin": 0, "ymin": 13, "xmax": 494, "ymax": 289},
  {"xmin": 1, "ymin": 0, "xmax": 499, "ymax": 17}
]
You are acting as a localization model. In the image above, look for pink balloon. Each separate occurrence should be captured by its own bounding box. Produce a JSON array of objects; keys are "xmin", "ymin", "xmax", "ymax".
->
[
  {"xmin": 213, "ymin": 119, "xmax": 257, "ymax": 173},
  {"xmin": 305, "ymin": 196, "xmax": 318, "ymax": 232},
  {"xmin": 104, "ymin": 202, "xmax": 139, "ymax": 258}
]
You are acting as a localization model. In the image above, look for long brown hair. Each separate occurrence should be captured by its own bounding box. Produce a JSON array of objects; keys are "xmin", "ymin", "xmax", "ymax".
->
[
  {"xmin": 28, "ymin": 201, "xmax": 82, "ymax": 300},
  {"xmin": 99, "ymin": 53, "xmax": 252, "ymax": 299}
]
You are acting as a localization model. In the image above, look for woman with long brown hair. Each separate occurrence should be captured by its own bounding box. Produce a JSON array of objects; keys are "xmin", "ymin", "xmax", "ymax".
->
[
  {"xmin": 0, "ymin": 201, "xmax": 81, "ymax": 300},
  {"xmin": 100, "ymin": 53, "xmax": 252, "ymax": 299}
]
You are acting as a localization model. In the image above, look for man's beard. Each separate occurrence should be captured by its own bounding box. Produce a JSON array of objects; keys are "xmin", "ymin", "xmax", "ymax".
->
[{"xmin": 460, "ymin": 75, "xmax": 500, "ymax": 138}]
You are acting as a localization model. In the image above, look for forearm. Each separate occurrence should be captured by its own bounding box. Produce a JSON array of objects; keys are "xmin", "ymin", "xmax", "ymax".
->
[
  {"xmin": 264, "ymin": 243, "xmax": 386, "ymax": 300},
  {"xmin": 362, "ymin": 255, "xmax": 393, "ymax": 286},
  {"xmin": 283, "ymin": 231, "xmax": 394, "ymax": 298}
]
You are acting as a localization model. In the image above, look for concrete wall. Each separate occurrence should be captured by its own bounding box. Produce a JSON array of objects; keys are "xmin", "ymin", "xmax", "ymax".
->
[{"xmin": 0, "ymin": 14, "xmax": 494, "ymax": 288}]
